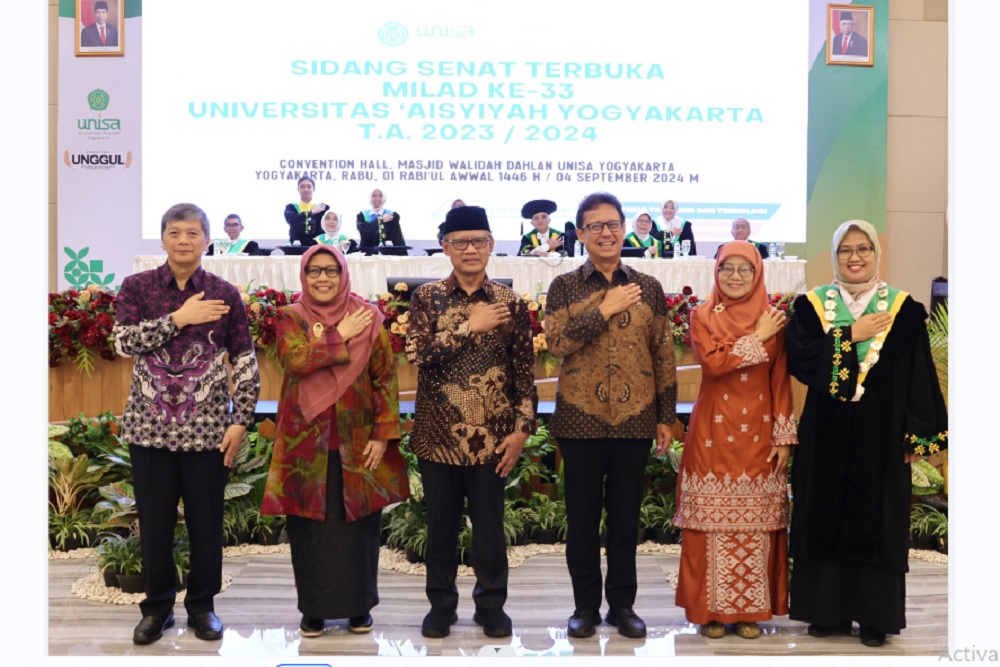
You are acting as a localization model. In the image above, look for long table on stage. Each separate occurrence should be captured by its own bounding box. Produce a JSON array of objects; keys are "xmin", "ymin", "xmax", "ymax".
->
[{"xmin": 133, "ymin": 254, "xmax": 807, "ymax": 297}]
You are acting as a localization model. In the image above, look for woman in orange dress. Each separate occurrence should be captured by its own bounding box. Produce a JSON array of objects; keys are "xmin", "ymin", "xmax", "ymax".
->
[{"xmin": 674, "ymin": 241, "xmax": 796, "ymax": 639}]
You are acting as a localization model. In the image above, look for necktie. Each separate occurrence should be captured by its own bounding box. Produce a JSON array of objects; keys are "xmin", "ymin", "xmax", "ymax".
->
[
  {"xmin": 100, "ymin": 26, "xmax": 106, "ymax": 45},
  {"xmin": 842, "ymin": 35, "xmax": 848, "ymax": 53}
]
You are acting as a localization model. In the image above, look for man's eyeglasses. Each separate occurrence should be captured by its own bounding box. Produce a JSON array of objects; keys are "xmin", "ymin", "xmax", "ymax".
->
[
  {"xmin": 305, "ymin": 266, "xmax": 342, "ymax": 278},
  {"xmin": 223, "ymin": 222, "xmax": 242, "ymax": 228},
  {"xmin": 442, "ymin": 237, "xmax": 490, "ymax": 250},
  {"xmin": 837, "ymin": 245, "xmax": 874, "ymax": 259},
  {"xmin": 718, "ymin": 264, "xmax": 755, "ymax": 278},
  {"xmin": 581, "ymin": 221, "xmax": 623, "ymax": 234}
]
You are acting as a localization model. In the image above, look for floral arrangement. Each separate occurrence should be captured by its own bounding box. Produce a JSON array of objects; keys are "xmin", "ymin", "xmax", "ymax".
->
[
  {"xmin": 769, "ymin": 291, "xmax": 797, "ymax": 315},
  {"xmin": 374, "ymin": 283, "xmax": 411, "ymax": 362},
  {"xmin": 236, "ymin": 284, "xmax": 295, "ymax": 357},
  {"xmin": 48, "ymin": 284, "xmax": 117, "ymax": 373},
  {"xmin": 665, "ymin": 286, "xmax": 700, "ymax": 357},
  {"xmin": 523, "ymin": 291, "xmax": 559, "ymax": 376}
]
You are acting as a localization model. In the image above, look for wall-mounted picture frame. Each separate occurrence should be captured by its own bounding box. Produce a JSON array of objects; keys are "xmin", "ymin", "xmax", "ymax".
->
[
  {"xmin": 826, "ymin": 4, "xmax": 873, "ymax": 66},
  {"xmin": 76, "ymin": 0, "xmax": 125, "ymax": 57}
]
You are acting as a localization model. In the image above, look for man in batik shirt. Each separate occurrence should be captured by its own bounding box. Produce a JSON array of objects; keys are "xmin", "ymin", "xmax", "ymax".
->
[
  {"xmin": 114, "ymin": 203, "xmax": 260, "ymax": 645},
  {"xmin": 406, "ymin": 205, "xmax": 537, "ymax": 640}
]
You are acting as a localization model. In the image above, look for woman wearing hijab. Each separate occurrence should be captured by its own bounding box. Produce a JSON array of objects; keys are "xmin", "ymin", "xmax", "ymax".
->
[
  {"xmin": 261, "ymin": 245, "xmax": 410, "ymax": 638},
  {"xmin": 786, "ymin": 221, "xmax": 947, "ymax": 648},
  {"xmin": 623, "ymin": 211, "xmax": 664, "ymax": 258},
  {"xmin": 674, "ymin": 241, "xmax": 795, "ymax": 640},
  {"xmin": 656, "ymin": 199, "xmax": 696, "ymax": 255},
  {"xmin": 284, "ymin": 177, "xmax": 327, "ymax": 245}
]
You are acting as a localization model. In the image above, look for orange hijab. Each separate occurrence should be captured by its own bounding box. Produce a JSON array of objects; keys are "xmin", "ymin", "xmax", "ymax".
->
[
  {"xmin": 695, "ymin": 240, "xmax": 770, "ymax": 344},
  {"xmin": 287, "ymin": 245, "xmax": 384, "ymax": 422}
]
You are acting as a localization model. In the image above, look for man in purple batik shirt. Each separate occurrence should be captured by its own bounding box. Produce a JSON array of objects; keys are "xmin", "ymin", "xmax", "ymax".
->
[{"xmin": 113, "ymin": 203, "xmax": 260, "ymax": 645}]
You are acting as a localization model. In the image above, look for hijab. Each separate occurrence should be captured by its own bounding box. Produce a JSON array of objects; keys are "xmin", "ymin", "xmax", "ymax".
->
[
  {"xmin": 694, "ymin": 240, "xmax": 770, "ymax": 344},
  {"xmin": 287, "ymin": 245, "xmax": 384, "ymax": 422},
  {"xmin": 831, "ymin": 219, "xmax": 881, "ymax": 298}
]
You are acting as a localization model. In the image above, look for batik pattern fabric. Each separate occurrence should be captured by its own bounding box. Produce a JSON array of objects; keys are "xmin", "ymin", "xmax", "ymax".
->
[
  {"xmin": 261, "ymin": 308, "xmax": 409, "ymax": 523},
  {"xmin": 113, "ymin": 262, "xmax": 260, "ymax": 452},
  {"xmin": 405, "ymin": 276, "xmax": 537, "ymax": 465}
]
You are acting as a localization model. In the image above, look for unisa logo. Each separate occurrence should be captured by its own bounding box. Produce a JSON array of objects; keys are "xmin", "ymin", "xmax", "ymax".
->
[
  {"xmin": 88, "ymin": 88, "xmax": 109, "ymax": 111},
  {"xmin": 378, "ymin": 22, "xmax": 408, "ymax": 46}
]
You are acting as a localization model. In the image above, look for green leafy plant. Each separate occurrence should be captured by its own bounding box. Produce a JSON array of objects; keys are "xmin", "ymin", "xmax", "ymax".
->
[
  {"xmin": 49, "ymin": 508, "xmax": 95, "ymax": 550},
  {"xmin": 910, "ymin": 503, "xmax": 948, "ymax": 541},
  {"xmin": 528, "ymin": 493, "xmax": 566, "ymax": 532},
  {"xmin": 927, "ymin": 301, "xmax": 948, "ymax": 403},
  {"xmin": 384, "ymin": 497, "xmax": 428, "ymax": 558},
  {"xmin": 457, "ymin": 517, "xmax": 474, "ymax": 563},
  {"xmin": 222, "ymin": 497, "xmax": 255, "ymax": 545},
  {"xmin": 95, "ymin": 532, "xmax": 142, "ymax": 576},
  {"xmin": 49, "ymin": 454, "xmax": 108, "ymax": 517},
  {"xmin": 224, "ymin": 431, "xmax": 271, "ymax": 503},
  {"xmin": 912, "ymin": 460, "xmax": 945, "ymax": 496},
  {"xmin": 93, "ymin": 481, "xmax": 139, "ymax": 532}
]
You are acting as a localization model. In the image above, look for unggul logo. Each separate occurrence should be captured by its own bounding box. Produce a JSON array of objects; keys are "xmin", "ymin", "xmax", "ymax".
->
[{"xmin": 378, "ymin": 22, "xmax": 408, "ymax": 46}]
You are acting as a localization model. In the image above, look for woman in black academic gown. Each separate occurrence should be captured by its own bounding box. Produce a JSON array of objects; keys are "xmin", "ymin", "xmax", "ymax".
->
[{"xmin": 785, "ymin": 220, "xmax": 947, "ymax": 648}]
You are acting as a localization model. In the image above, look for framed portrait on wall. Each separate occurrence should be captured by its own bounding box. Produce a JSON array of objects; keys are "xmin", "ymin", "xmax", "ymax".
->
[
  {"xmin": 826, "ymin": 4, "xmax": 873, "ymax": 66},
  {"xmin": 75, "ymin": 0, "xmax": 125, "ymax": 57}
]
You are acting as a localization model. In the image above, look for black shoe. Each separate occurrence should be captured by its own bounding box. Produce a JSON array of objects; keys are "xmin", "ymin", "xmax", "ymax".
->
[
  {"xmin": 300, "ymin": 616, "xmax": 325, "ymax": 638},
  {"xmin": 859, "ymin": 626, "xmax": 886, "ymax": 648},
  {"xmin": 349, "ymin": 614, "xmax": 373, "ymax": 634},
  {"xmin": 567, "ymin": 608, "xmax": 601, "ymax": 639},
  {"xmin": 473, "ymin": 608, "xmax": 513, "ymax": 638},
  {"xmin": 133, "ymin": 612, "xmax": 174, "ymax": 645},
  {"xmin": 605, "ymin": 606, "xmax": 647, "ymax": 639},
  {"xmin": 421, "ymin": 609, "xmax": 459, "ymax": 638},
  {"xmin": 187, "ymin": 611, "xmax": 224, "ymax": 641},
  {"xmin": 807, "ymin": 621, "xmax": 852, "ymax": 638}
]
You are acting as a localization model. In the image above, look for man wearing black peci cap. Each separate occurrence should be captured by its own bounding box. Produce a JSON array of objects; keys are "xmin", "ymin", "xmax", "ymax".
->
[
  {"xmin": 406, "ymin": 206, "xmax": 538, "ymax": 640},
  {"xmin": 832, "ymin": 11, "xmax": 868, "ymax": 56},
  {"xmin": 81, "ymin": 0, "xmax": 119, "ymax": 47},
  {"xmin": 518, "ymin": 199, "xmax": 565, "ymax": 256}
]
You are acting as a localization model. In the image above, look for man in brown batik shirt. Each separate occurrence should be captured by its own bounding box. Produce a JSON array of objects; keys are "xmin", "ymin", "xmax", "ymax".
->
[
  {"xmin": 545, "ymin": 191, "xmax": 677, "ymax": 640},
  {"xmin": 406, "ymin": 205, "xmax": 537, "ymax": 640}
]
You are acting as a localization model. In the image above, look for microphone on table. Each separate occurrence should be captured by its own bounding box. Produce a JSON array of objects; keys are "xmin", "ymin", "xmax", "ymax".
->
[{"xmin": 563, "ymin": 221, "xmax": 576, "ymax": 257}]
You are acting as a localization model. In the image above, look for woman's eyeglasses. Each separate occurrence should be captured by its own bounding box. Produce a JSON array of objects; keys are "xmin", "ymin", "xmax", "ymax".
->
[
  {"xmin": 837, "ymin": 245, "xmax": 874, "ymax": 259},
  {"xmin": 305, "ymin": 266, "xmax": 342, "ymax": 278},
  {"xmin": 442, "ymin": 237, "xmax": 490, "ymax": 250},
  {"xmin": 718, "ymin": 264, "xmax": 755, "ymax": 278}
]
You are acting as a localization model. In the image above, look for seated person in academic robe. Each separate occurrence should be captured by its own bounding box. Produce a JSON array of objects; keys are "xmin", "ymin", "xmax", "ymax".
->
[
  {"xmin": 207, "ymin": 214, "xmax": 260, "ymax": 255},
  {"xmin": 714, "ymin": 218, "xmax": 770, "ymax": 260},
  {"xmin": 316, "ymin": 210, "xmax": 357, "ymax": 254},
  {"xmin": 518, "ymin": 199, "xmax": 564, "ymax": 256},
  {"xmin": 623, "ymin": 211, "xmax": 664, "ymax": 258},
  {"xmin": 655, "ymin": 199, "xmax": 697, "ymax": 255},
  {"xmin": 356, "ymin": 188, "xmax": 406, "ymax": 249}
]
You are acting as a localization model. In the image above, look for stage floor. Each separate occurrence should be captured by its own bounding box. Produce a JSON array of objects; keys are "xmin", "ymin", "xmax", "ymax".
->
[{"xmin": 49, "ymin": 550, "xmax": 947, "ymax": 657}]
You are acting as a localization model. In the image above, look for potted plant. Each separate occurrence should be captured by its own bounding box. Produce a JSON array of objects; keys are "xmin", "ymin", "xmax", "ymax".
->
[
  {"xmin": 48, "ymin": 453, "xmax": 108, "ymax": 550},
  {"xmin": 910, "ymin": 503, "xmax": 948, "ymax": 554},
  {"xmin": 646, "ymin": 493, "xmax": 679, "ymax": 544},
  {"xmin": 250, "ymin": 509, "xmax": 286, "ymax": 546},
  {"xmin": 49, "ymin": 508, "xmax": 96, "ymax": 551},
  {"xmin": 503, "ymin": 501, "xmax": 533, "ymax": 547},
  {"xmin": 111, "ymin": 534, "xmax": 144, "ymax": 593},
  {"xmin": 385, "ymin": 497, "xmax": 428, "ymax": 563},
  {"xmin": 527, "ymin": 493, "xmax": 565, "ymax": 544},
  {"xmin": 222, "ymin": 497, "xmax": 254, "ymax": 546}
]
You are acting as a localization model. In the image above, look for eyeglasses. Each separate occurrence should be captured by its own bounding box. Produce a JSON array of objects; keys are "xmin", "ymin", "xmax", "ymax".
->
[
  {"xmin": 581, "ymin": 221, "xmax": 623, "ymax": 234},
  {"xmin": 442, "ymin": 237, "xmax": 490, "ymax": 250},
  {"xmin": 223, "ymin": 222, "xmax": 242, "ymax": 228},
  {"xmin": 305, "ymin": 266, "xmax": 342, "ymax": 278},
  {"xmin": 837, "ymin": 245, "xmax": 874, "ymax": 259},
  {"xmin": 718, "ymin": 264, "xmax": 755, "ymax": 278}
]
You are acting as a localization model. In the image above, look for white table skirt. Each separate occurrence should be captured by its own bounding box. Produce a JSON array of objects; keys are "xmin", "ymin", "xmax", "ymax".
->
[{"xmin": 133, "ymin": 255, "xmax": 807, "ymax": 299}]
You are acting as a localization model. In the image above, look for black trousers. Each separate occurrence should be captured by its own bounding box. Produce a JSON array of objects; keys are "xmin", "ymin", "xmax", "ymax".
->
[
  {"xmin": 418, "ymin": 459, "xmax": 507, "ymax": 613},
  {"xmin": 131, "ymin": 445, "xmax": 229, "ymax": 618},
  {"xmin": 558, "ymin": 438, "xmax": 649, "ymax": 611}
]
